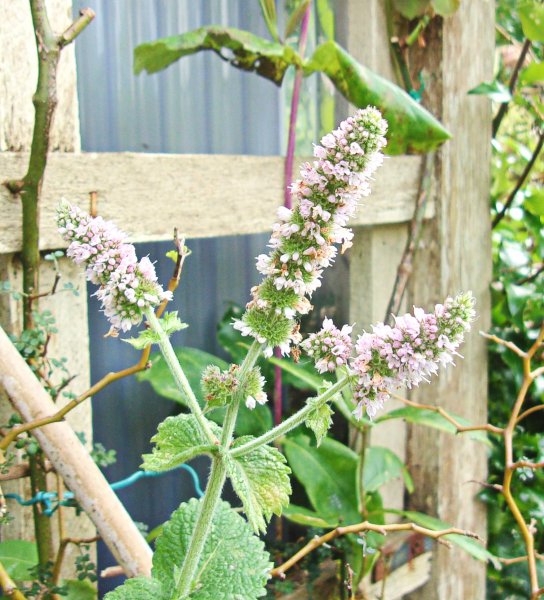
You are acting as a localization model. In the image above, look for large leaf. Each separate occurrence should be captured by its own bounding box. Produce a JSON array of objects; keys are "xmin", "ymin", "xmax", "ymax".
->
[
  {"xmin": 137, "ymin": 347, "xmax": 271, "ymax": 436},
  {"xmin": 375, "ymin": 406, "xmax": 490, "ymax": 445},
  {"xmin": 387, "ymin": 509, "xmax": 500, "ymax": 568},
  {"xmin": 153, "ymin": 498, "xmax": 271, "ymax": 598},
  {"xmin": 267, "ymin": 355, "xmax": 324, "ymax": 390},
  {"xmin": 519, "ymin": 0, "xmax": 544, "ymax": 42},
  {"xmin": 134, "ymin": 26, "xmax": 300, "ymax": 85},
  {"xmin": 0, "ymin": 540, "xmax": 37, "ymax": 581},
  {"xmin": 63, "ymin": 580, "xmax": 97, "ymax": 600},
  {"xmin": 142, "ymin": 414, "xmax": 219, "ymax": 471},
  {"xmin": 137, "ymin": 347, "xmax": 228, "ymax": 406},
  {"xmin": 283, "ymin": 503, "xmax": 336, "ymax": 528},
  {"xmin": 305, "ymin": 399, "xmax": 334, "ymax": 446},
  {"xmin": 283, "ymin": 433, "xmax": 360, "ymax": 525},
  {"xmin": 363, "ymin": 446, "xmax": 414, "ymax": 494},
  {"xmin": 226, "ymin": 439, "xmax": 291, "ymax": 533},
  {"xmin": 104, "ymin": 577, "xmax": 165, "ymax": 599},
  {"xmin": 305, "ymin": 41, "xmax": 450, "ymax": 154}
]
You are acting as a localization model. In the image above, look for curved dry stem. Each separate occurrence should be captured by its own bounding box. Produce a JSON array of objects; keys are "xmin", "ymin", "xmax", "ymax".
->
[{"xmin": 271, "ymin": 521, "xmax": 482, "ymax": 578}]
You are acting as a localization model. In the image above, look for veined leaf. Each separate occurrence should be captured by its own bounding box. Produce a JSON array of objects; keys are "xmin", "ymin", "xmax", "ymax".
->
[
  {"xmin": 283, "ymin": 503, "xmax": 336, "ymax": 528},
  {"xmin": 267, "ymin": 355, "xmax": 323, "ymax": 390},
  {"xmin": 134, "ymin": 26, "xmax": 300, "ymax": 85},
  {"xmin": 305, "ymin": 398, "xmax": 334, "ymax": 446},
  {"xmin": 63, "ymin": 580, "xmax": 98, "ymax": 600},
  {"xmin": 226, "ymin": 439, "xmax": 291, "ymax": 533},
  {"xmin": 284, "ymin": 433, "xmax": 360, "ymax": 525},
  {"xmin": 153, "ymin": 499, "xmax": 271, "ymax": 598},
  {"xmin": 363, "ymin": 446, "xmax": 414, "ymax": 494},
  {"xmin": 305, "ymin": 41, "xmax": 451, "ymax": 154},
  {"xmin": 468, "ymin": 81, "xmax": 512, "ymax": 103},
  {"xmin": 104, "ymin": 577, "xmax": 165, "ymax": 599},
  {"xmin": 141, "ymin": 414, "xmax": 219, "ymax": 472},
  {"xmin": 0, "ymin": 540, "xmax": 38, "ymax": 581}
]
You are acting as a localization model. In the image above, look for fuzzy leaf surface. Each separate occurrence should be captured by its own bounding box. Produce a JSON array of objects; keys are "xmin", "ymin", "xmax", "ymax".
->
[
  {"xmin": 284, "ymin": 433, "xmax": 360, "ymax": 526},
  {"xmin": 153, "ymin": 498, "xmax": 271, "ymax": 598},
  {"xmin": 226, "ymin": 439, "xmax": 291, "ymax": 533},
  {"xmin": 142, "ymin": 414, "xmax": 219, "ymax": 471},
  {"xmin": 305, "ymin": 398, "xmax": 333, "ymax": 446},
  {"xmin": 134, "ymin": 26, "xmax": 300, "ymax": 84},
  {"xmin": 305, "ymin": 41, "xmax": 451, "ymax": 154},
  {"xmin": 104, "ymin": 577, "xmax": 165, "ymax": 599}
]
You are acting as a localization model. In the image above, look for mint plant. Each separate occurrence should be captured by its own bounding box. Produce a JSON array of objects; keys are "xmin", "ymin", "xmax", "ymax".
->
[{"xmin": 58, "ymin": 108, "xmax": 476, "ymax": 598}]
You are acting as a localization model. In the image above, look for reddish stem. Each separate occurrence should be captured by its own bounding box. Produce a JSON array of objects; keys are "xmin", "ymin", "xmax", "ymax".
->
[{"xmin": 274, "ymin": 3, "xmax": 312, "ymax": 427}]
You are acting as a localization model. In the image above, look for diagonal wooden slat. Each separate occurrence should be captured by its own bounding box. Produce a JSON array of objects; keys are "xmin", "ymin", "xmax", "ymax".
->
[{"xmin": 0, "ymin": 152, "xmax": 426, "ymax": 252}]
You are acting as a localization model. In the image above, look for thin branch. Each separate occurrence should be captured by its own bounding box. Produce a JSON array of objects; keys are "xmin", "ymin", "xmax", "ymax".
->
[
  {"xmin": 511, "ymin": 460, "xmax": 544, "ymax": 471},
  {"xmin": 0, "ymin": 560, "xmax": 27, "ymax": 600},
  {"xmin": 271, "ymin": 521, "xmax": 482, "ymax": 577},
  {"xmin": 51, "ymin": 534, "xmax": 100, "ymax": 589},
  {"xmin": 517, "ymin": 404, "xmax": 544, "ymax": 425},
  {"xmin": 517, "ymin": 264, "xmax": 544, "ymax": 285},
  {"xmin": 492, "ymin": 39, "xmax": 532, "ymax": 138},
  {"xmin": 492, "ymin": 130, "xmax": 544, "ymax": 228},
  {"xmin": 384, "ymin": 152, "xmax": 433, "ymax": 324},
  {"xmin": 498, "ymin": 553, "xmax": 544, "ymax": 566},
  {"xmin": 58, "ymin": 8, "xmax": 95, "ymax": 48},
  {"xmin": 390, "ymin": 392, "xmax": 503, "ymax": 434},
  {"xmin": 480, "ymin": 330, "xmax": 526, "ymax": 358}
]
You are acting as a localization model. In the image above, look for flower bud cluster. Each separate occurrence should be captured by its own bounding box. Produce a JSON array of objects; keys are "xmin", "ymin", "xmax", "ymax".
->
[
  {"xmin": 57, "ymin": 201, "xmax": 171, "ymax": 332},
  {"xmin": 301, "ymin": 318, "xmax": 353, "ymax": 374},
  {"xmin": 234, "ymin": 108, "xmax": 388, "ymax": 357},
  {"xmin": 200, "ymin": 364, "xmax": 267, "ymax": 411},
  {"xmin": 351, "ymin": 292, "xmax": 476, "ymax": 419},
  {"xmin": 303, "ymin": 293, "xmax": 475, "ymax": 419}
]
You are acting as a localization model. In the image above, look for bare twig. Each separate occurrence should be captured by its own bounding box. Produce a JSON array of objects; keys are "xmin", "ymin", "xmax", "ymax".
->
[
  {"xmin": 0, "ymin": 560, "xmax": 27, "ymax": 599},
  {"xmin": 271, "ymin": 521, "xmax": 482, "ymax": 577},
  {"xmin": 390, "ymin": 392, "xmax": 503, "ymax": 434},
  {"xmin": 492, "ymin": 130, "xmax": 544, "ymax": 228},
  {"xmin": 492, "ymin": 39, "xmax": 532, "ymax": 138},
  {"xmin": 51, "ymin": 534, "xmax": 100, "ymax": 591},
  {"xmin": 480, "ymin": 331, "xmax": 526, "ymax": 358},
  {"xmin": 385, "ymin": 152, "xmax": 434, "ymax": 324}
]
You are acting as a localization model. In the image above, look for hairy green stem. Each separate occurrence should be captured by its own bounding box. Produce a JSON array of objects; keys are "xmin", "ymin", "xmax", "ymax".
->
[
  {"xmin": 173, "ymin": 456, "xmax": 227, "ymax": 599},
  {"xmin": 231, "ymin": 376, "xmax": 351, "ymax": 458},
  {"xmin": 145, "ymin": 309, "xmax": 217, "ymax": 445},
  {"xmin": 171, "ymin": 340, "xmax": 262, "ymax": 598}
]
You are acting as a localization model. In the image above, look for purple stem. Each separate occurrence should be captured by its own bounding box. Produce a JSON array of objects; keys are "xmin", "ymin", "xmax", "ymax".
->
[{"xmin": 274, "ymin": 2, "xmax": 312, "ymax": 427}]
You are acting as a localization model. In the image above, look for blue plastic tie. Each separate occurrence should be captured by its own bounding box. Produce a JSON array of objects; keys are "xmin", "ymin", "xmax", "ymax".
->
[{"xmin": 4, "ymin": 463, "xmax": 203, "ymax": 516}]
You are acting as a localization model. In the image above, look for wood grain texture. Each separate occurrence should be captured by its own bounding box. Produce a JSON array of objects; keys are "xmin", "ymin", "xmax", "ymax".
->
[
  {"xmin": 0, "ymin": 152, "xmax": 426, "ymax": 252},
  {"xmin": 405, "ymin": 2, "xmax": 494, "ymax": 599},
  {"xmin": 345, "ymin": 0, "xmax": 410, "ymax": 520},
  {"xmin": 0, "ymin": 0, "xmax": 92, "ymax": 578},
  {"xmin": 0, "ymin": 0, "xmax": 80, "ymax": 152}
]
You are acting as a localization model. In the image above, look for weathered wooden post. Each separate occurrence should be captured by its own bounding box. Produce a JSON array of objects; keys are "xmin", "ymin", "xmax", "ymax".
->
[{"xmin": 344, "ymin": 1, "xmax": 493, "ymax": 597}]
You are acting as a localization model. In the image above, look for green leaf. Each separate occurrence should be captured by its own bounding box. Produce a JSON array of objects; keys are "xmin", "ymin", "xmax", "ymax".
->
[
  {"xmin": 267, "ymin": 355, "xmax": 323, "ymax": 390},
  {"xmin": 468, "ymin": 81, "xmax": 512, "ymax": 103},
  {"xmin": 141, "ymin": 414, "xmax": 219, "ymax": 471},
  {"xmin": 363, "ymin": 446, "xmax": 414, "ymax": 494},
  {"xmin": 519, "ymin": 0, "xmax": 544, "ymax": 42},
  {"xmin": 387, "ymin": 509, "xmax": 500, "ymax": 568},
  {"xmin": 137, "ymin": 347, "xmax": 229, "ymax": 406},
  {"xmin": 282, "ymin": 503, "xmax": 336, "ymax": 528},
  {"xmin": 305, "ymin": 41, "xmax": 451, "ymax": 154},
  {"xmin": 0, "ymin": 540, "xmax": 38, "ymax": 581},
  {"xmin": 134, "ymin": 26, "xmax": 300, "ymax": 85},
  {"xmin": 226, "ymin": 439, "xmax": 291, "ymax": 533},
  {"xmin": 284, "ymin": 433, "xmax": 360, "ymax": 525},
  {"xmin": 520, "ymin": 62, "xmax": 544, "ymax": 85},
  {"xmin": 62, "ymin": 579, "xmax": 97, "ymax": 600},
  {"xmin": 431, "ymin": 0, "xmax": 460, "ymax": 16},
  {"xmin": 285, "ymin": 0, "xmax": 311, "ymax": 39},
  {"xmin": 123, "ymin": 329, "xmax": 160, "ymax": 350},
  {"xmin": 316, "ymin": 0, "xmax": 335, "ymax": 39},
  {"xmin": 258, "ymin": 0, "xmax": 280, "ymax": 42},
  {"xmin": 393, "ymin": 0, "xmax": 431, "ymax": 19},
  {"xmin": 160, "ymin": 311, "xmax": 188, "ymax": 335},
  {"xmin": 305, "ymin": 398, "xmax": 334, "ymax": 446},
  {"xmin": 104, "ymin": 577, "xmax": 165, "ymax": 599},
  {"xmin": 153, "ymin": 498, "xmax": 271, "ymax": 598},
  {"xmin": 375, "ymin": 406, "xmax": 490, "ymax": 445}
]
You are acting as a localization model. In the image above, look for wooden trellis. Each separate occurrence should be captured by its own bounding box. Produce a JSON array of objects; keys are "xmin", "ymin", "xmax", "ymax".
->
[{"xmin": 0, "ymin": 0, "xmax": 493, "ymax": 596}]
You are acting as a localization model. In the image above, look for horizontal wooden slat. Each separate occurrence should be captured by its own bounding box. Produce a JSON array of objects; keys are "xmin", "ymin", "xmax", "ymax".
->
[{"xmin": 0, "ymin": 152, "xmax": 428, "ymax": 252}]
